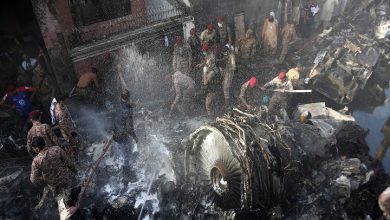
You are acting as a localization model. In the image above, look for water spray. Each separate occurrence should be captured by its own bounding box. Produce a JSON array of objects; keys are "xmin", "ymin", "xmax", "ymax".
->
[{"xmin": 137, "ymin": 162, "xmax": 165, "ymax": 220}]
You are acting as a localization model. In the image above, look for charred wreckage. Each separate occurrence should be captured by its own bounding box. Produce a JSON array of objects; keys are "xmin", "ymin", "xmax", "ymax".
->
[{"xmin": 0, "ymin": 0, "xmax": 390, "ymax": 219}]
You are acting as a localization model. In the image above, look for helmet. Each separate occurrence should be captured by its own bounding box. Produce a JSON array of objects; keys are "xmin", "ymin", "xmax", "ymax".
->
[{"xmin": 249, "ymin": 76, "xmax": 257, "ymax": 88}]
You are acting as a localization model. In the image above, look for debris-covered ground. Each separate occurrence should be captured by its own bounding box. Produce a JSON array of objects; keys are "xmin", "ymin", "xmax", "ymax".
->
[{"xmin": 1, "ymin": 0, "xmax": 390, "ymax": 219}]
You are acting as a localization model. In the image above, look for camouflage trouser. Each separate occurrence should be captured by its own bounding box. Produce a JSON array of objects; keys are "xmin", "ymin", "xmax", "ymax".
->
[
  {"xmin": 223, "ymin": 69, "xmax": 234, "ymax": 101},
  {"xmin": 279, "ymin": 41, "xmax": 289, "ymax": 63}
]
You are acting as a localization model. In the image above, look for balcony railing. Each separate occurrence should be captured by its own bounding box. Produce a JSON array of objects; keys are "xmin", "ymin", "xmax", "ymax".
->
[{"xmin": 67, "ymin": 4, "xmax": 188, "ymax": 48}]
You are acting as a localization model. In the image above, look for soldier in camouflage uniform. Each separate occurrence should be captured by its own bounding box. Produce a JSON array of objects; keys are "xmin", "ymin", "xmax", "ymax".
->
[
  {"xmin": 279, "ymin": 23, "xmax": 298, "ymax": 64},
  {"xmin": 200, "ymin": 24, "xmax": 217, "ymax": 46},
  {"xmin": 172, "ymin": 36, "xmax": 192, "ymax": 75},
  {"xmin": 30, "ymin": 137, "xmax": 77, "ymax": 211},
  {"xmin": 53, "ymin": 96, "xmax": 77, "ymax": 146},
  {"xmin": 237, "ymin": 29, "xmax": 257, "ymax": 61},
  {"xmin": 27, "ymin": 110, "xmax": 58, "ymax": 157}
]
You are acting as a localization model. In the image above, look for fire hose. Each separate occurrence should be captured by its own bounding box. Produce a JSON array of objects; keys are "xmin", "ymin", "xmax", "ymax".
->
[{"xmin": 59, "ymin": 135, "xmax": 114, "ymax": 220}]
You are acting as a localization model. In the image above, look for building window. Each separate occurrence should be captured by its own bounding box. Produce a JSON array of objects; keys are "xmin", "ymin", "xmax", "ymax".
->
[{"xmin": 71, "ymin": 0, "xmax": 132, "ymax": 27}]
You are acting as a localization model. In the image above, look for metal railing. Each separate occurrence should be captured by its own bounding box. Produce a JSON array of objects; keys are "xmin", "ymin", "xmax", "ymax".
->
[{"xmin": 67, "ymin": 4, "xmax": 188, "ymax": 48}]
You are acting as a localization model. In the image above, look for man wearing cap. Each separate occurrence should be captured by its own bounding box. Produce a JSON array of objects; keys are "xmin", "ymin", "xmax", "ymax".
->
[
  {"xmin": 262, "ymin": 12, "xmax": 278, "ymax": 56},
  {"xmin": 27, "ymin": 110, "xmax": 58, "ymax": 157},
  {"xmin": 238, "ymin": 29, "xmax": 257, "ymax": 61},
  {"xmin": 169, "ymin": 71, "xmax": 196, "ymax": 116},
  {"xmin": 201, "ymin": 43, "xmax": 220, "ymax": 116},
  {"xmin": 239, "ymin": 76, "xmax": 258, "ymax": 110},
  {"xmin": 279, "ymin": 22, "xmax": 298, "ymax": 64},
  {"xmin": 216, "ymin": 16, "xmax": 232, "ymax": 48},
  {"xmin": 200, "ymin": 24, "xmax": 217, "ymax": 46},
  {"xmin": 262, "ymin": 71, "xmax": 293, "ymax": 114},
  {"xmin": 286, "ymin": 64, "xmax": 302, "ymax": 87},
  {"xmin": 172, "ymin": 35, "xmax": 192, "ymax": 75},
  {"xmin": 30, "ymin": 136, "xmax": 76, "ymax": 216}
]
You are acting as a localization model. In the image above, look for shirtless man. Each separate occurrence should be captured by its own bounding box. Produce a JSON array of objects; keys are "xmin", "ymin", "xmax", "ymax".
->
[{"xmin": 74, "ymin": 67, "xmax": 99, "ymax": 99}]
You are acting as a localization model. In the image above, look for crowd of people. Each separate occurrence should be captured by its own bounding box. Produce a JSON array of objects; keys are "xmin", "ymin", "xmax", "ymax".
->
[{"xmin": 1, "ymin": 0, "xmax": 389, "ymax": 218}]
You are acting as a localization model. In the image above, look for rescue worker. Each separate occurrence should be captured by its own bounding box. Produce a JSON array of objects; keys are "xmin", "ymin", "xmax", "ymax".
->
[
  {"xmin": 379, "ymin": 187, "xmax": 390, "ymax": 220},
  {"xmin": 286, "ymin": 64, "xmax": 302, "ymax": 87},
  {"xmin": 114, "ymin": 89, "xmax": 138, "ymax": 145},
  {"xmin": 239, "ymin": 76, "xmax": 258, "ymax": 110},
  {"xmin": 27, "ymin": 110, "xmax": 58, "ymax": 156},
  {"xmin": 74, "ymin": 67, "xmax": 99, "ymax": 100},
  {"xmin": 53, "ymin": 96, "xmax": 77, "ymax": 146},
  {"xmin": 169, "ymin": 71, "xmax": 196, "ymax": 116},
  {"xmin": 201, "ymin": 43, "xmax": 220, "ymax": 116},
  {"xmin": 261, "ymin": 12, "xmax": 278, "ymax": 56},
  {"xmin": 279, "ymin": 23, "xmax": 298, "ymax": 64},
  {"xmin": 261, "ymin": 71, "xmax": 293, "ymax": 115},
  {"xmin": 237, "ymin": 29, "xmax": 257, "ymax": 61},
  {"xmin": 1, "ymin": 85, "xmax": 35, "ymax": 122},
  {"xmin": 221, "ymin": 45, "xmax": 236, "ymax": 108},
  {"xmin": 172, "ymin": 35, "xmax": 192, "ymax": 75},
  {"xmin": 300, "ymin": 0, "xmax": 319, "ymax": 38},
  {"xmin": 200, "ymin": 24, "xmax": 217, "ymax": 46},
  {"xmin": 320, "ymin": 0, "xmax": 339, "ymax": 30},
  {"xmin": 30, "ymin": 137, "xmax": 77, "ymax": 215},
  {"xmin": 187, "ymin": 28, "xmax": 201, "ymax": 68},
  {"xmin": 216, "ymin": 16, "xmax": 232, "ymax": 48}
]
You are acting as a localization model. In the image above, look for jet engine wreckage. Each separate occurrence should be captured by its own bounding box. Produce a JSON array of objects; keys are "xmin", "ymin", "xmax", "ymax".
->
[{"xmin": 182, "ymin": 106, "xmax": 388, "ymax": 218}]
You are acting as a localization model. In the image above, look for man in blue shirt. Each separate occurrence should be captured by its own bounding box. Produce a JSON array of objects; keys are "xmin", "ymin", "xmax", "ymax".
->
[{"xmin": 1, "ymin": 84, "xmax": 36, "ymax": 121}]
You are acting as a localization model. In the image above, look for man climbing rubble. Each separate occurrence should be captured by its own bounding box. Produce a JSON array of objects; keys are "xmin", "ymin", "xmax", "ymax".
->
[
  {"xmin": 261, "ymin": 71, "xmax": 293, "ymax": 115},
  {"xmin": 201, "ymin": 43, "xmax": 221, "ymax": 116},
  {"xmin": 172, "ymin": 35, "xmax": 192, "ymax": 75},
  {"xmin": 169, "ymin": 71, "xmax": 196, "ymax": 117},
  {"xmin": 239, "ymin": 76, "xmax": 258, "ymax": 110},
  {"xmin": 30, "ymin": 136, "xmax": 77, "ymax": 217},
  {"xmin": 27, "ymin": 110, "xmax": 58, "ymax": 156},
  {"xmin": 279, "ymin": 22, "xmax": 298, "ymax": 64},
  {"xmin": 261, "ymin": 11, "xmax": 278, "ymax": 56}
]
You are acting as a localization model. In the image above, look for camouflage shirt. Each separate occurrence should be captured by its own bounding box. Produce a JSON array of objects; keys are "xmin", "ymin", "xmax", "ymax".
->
[
  {"xmin": 30, "ymin": 146, "xmax": 76, "ymax": 189},
  {"xmin": 55, "ymin": 103, "xmax": 76, "ymax": 132},
  {"xmin": 27, "ymin": 122, "xmax": 58, "ymax": 156}
]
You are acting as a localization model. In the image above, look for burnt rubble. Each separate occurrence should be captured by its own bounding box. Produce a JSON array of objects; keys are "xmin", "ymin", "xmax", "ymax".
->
[{"xmin": 1, "ymin": 1, "xmax": 390, "ymax": 220}]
